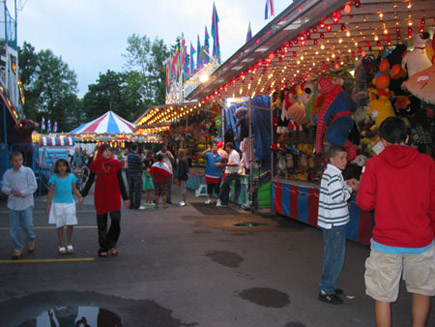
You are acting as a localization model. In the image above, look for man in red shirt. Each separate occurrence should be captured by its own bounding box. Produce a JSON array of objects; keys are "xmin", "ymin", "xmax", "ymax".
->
[{"xmin": 356, "ymin": 117, "xmax": 435, "ymax": 327}]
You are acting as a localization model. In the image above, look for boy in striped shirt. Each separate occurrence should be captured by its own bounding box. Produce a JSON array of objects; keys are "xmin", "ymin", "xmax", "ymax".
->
[{"xmin": 318, "ymin": 145, "xmax": 359, "ymax": 304}]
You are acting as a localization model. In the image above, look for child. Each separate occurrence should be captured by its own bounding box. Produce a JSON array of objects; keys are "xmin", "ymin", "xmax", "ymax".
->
[
  {"xmin": 357, "ymin": 117, "xmax": 435, "ymax": 326},
  {"xmin": 1, "ymin": 152, "xmax": 38, "ymax": 259},
  {"xmin": 45, "ymin": 159, "xmax": 83, "ymax": 254},
  {"xmin": 176, "ymin": 149, "xmax": 189, "ymax": 206},
  {"xmin": 81, "ymin": 144, "xmax": 129, "ymax": 257},
  {"xmin": 150, "ymin": 153, "xmax": 172, "ymax": 209},
  {"xmin": 142, "ymin": 150, "xmax": 155, "ymax": 206},
  {"xmin": 317, "ymin": 145, "xmax": 359, "ymax": 304}
]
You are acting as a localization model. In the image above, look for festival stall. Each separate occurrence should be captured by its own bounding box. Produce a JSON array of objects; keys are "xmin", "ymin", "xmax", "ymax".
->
[{"xmin": 186, "ymin": 0, "xmax": 435, "ymax": 245}]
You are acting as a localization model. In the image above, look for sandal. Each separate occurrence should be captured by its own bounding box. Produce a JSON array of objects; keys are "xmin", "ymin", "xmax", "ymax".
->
[
  {"xmin": 111, "ymin": 248, "xmax": 119, "ymax": 256},
  {"xmin": 58, "ymin": 247, "xmax": 67, "ymax": 255},
  {"xmin": 66, "ymin": 244, "xmax": 74, "ymax": 254},
  {"xmin": 98, "ymin": 251, "xmax": 108, "ymax": 257},
  {"xmin": 163, "ymin": 205, "xmax": 168, "ymax": 209}
]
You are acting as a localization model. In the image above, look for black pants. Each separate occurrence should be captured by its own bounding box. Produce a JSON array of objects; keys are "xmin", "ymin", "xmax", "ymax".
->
[
  {"xmin": 207, "ymin": 182, "xmax": 220, "ymax": 197},
  {"xmin": 128, "ymin": 175, "xmax": 142, "ymax": 209},
  {"xmin": 97, "ymin": 210, "xmax": 121, "ymax": 253},
  {"xmin": 218, "ymin": 173, "xmax": 238, "ymax": 205}
]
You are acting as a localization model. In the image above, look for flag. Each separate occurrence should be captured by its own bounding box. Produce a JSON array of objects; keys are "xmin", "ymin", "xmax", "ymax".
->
[
  {"xmin": 47, "ymin": 119, "xmax": 51, "ymax": 133},
  {"xmin": 181, "ymin": 33, "xmax": 186, "ymax": 70},
  {"xmin": 265, "ymin": 0, "xmax": 274, "ymax": 19},
  {"xmin": 246, "ymin": 22, "xmax": 252, "ymax": 43},
  {"xmin": 166, "ymin": 59, "xmax": 170, "ymax": 87},
  {"xmin": 204, "ymin": 26, "xmax": 210, "ymax": 64},
  {"xmin": 151, "ymin": 161, "xmax": 172, "ymax": 179},
  {"xmin": 211, "ymin": 2, "xmax": 221, "ymax": 63},
  {"xmin": 53, "ymin": 121, "xmax": 58, "ymax": 133},
  {"xmin": 190, "ymin": 43, "xmax": 196, "ymax": 76},
  {"xmin": 41, "ymin": 116, "xmax": 45, "ymax": 131},
  {"xmin": 196, "ymin": 34, "xmax": 202, "ymax": 70}
]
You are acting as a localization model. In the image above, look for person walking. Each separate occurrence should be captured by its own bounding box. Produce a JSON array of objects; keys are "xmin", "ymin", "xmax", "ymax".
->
[
  {"xmin": 317, "ymin": 145, "xmax": 359, "ymax": 305},
  {"xmin": 202, "ymin": 143, "xmax": 222, "ymax": 204},
  {"xmin": 356, "ymin": 117, "xmax": 435, "ymax": 327},
  {"xmin": 45, "ymin": 159, "xmax": 83, "ymax": 254},
  {"xmin": 1, "ymin": 151, "xmax": 38, "ymax": 259},
  {"xmin": 81, "ymin": 144, "xmax": 129, "ymax": 257},
  {"xmin": 156, "ymin": 144, "xmax": 175, "ymax": 204},
  {"xmin": 176, "ymin": 149, "xmax": 189, "ymax": 207},
  {"xmin": 127, "ymin": 143, "xmax": 145, "ymax": 210},
  {"xmin": 216, "ymin": 142, "xmax": 240, "ymax": 207}
]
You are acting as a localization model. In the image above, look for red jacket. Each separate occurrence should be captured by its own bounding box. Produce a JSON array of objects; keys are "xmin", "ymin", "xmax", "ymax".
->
[{"xmin": 356, "ymin": 145, "xmax": 435, "ymax": 248}]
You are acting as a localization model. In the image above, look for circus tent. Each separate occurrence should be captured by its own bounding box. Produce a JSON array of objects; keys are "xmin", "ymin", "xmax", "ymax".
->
[{"xmin": 69, "ymin": 111, "xmax": 135, "ymax": 134}]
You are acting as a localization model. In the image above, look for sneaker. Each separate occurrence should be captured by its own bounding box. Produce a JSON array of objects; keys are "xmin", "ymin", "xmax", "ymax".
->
[
  {"xmin": 179, "ymin": 201, "xmax": 186, "ymax": 206},
  {"xmin": 216, "ymin": 199, "xmax": 221, "ymax": 206},
  {"xmin": 216, "ymin": 202, "xmax": 227, "ymax": 207},
  {"xmin": 138, "ymin": 206, "xmax": 146, "ymax": 210},
  {"xmin": 27, "ymin": 241, "xmax": 36, "ymax": 253},
  {"xmin": 204, "ymin": 199, "xmax": 212, "ymax": 205},
  {"xmin": 11, "ymin": 251, "xmax": 22, "ymax": 260},
  {"xmin": 318, "ymin": 290, "xmax": 343, "ymax": 305}
]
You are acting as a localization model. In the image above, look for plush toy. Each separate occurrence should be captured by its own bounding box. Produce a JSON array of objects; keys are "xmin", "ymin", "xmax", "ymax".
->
[
  {"xmin": 277, "ymin": 88, "xmax": 298, "ymax": 134},
  {"xmin": 351, "ymin": 56, "xmax": 380, "ymax": 108},
  {"xmin": 402, "ymin": 32, "xmax": 432, "ymax": 78},
  {"xmin": 240, "ymin": 137, "xmax": 258, "ymax": 170},
  {"xmin": 287, "ymin": 83, "xmax": 310, "ymax": 125},
  {"xmin": 315, "ymin": 77, "xmax": 358, "ymax": 160},
  {"xmin": 286, "ymin": 153, "xmax": 294, "ymax": 169},
  {"xmin": 234, "ymin": 106, "xmax": 249, "ymax": 141},
  {"xmin": 276, "ymin": 153, "xmax": 288, "ymax": 178},
  {"xmin": 366, "ymin": 87, "xmax": 396, "ymax": 130}
]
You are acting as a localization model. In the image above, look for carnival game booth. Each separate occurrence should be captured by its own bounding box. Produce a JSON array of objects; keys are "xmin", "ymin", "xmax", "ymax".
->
[{"xmin": 186, "ymin": 0, "xmax": 435, "ymax": 245}]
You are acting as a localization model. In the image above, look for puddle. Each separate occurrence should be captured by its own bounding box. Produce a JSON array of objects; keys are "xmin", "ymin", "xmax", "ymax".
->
[
  {"xmin": 17, "ymin": 306, "xmax": 121, "ymax": 327},
  {"xmin": 205, "ymin": 250, "xmax": 243, "ymax": 268},
  {"xmin": 238, "ymin": 287, "xmax": 290, "ymax": 308},
  {"xmin": 234, "ymin": 222, "xmax": 269, "ymax": 227}
]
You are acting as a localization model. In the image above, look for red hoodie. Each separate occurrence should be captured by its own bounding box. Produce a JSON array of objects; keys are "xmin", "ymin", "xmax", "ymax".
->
[{"xmin": 356, "ymin": 145, "xmax": 435, "ymax": 248}]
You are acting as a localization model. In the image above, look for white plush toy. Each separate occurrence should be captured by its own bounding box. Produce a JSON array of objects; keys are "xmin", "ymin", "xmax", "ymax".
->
[{"xmin": 402, "ymin": 32, "xmax": 432, "ymax": 78}]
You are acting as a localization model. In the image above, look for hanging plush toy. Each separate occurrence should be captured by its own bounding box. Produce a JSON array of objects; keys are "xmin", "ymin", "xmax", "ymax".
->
[
  {"xmin": 315, "ymin": 77, "xmax": 358, "ymax": 160},
  {"xmin": 402, "ymin": 32, "xmax": 433, "ymax": 78},
  {"xmin": 277, "ymin": 88, "xmax": 297, "ymax": 134},
  {"xmin": 287, "ymin": 83, "xmax": 310, "ymax": 125},
  {"xmin": 234, "ymin": 106, "xmax": 249, "ymax": 141}
]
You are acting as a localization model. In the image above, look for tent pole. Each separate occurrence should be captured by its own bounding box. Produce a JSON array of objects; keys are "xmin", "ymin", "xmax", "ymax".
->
[{"xmin": 248, "ymin": 97, "xmax": 253, "ymax": 213}]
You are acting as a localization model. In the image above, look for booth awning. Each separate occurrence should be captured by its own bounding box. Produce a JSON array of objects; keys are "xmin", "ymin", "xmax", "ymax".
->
[
  {"xmin": 69, "ymin": 111, "xmax": 135, "ymax": 134},
  {"xmin": 186, "ymin": 0, "xmax": 435, "ymax": 102}
]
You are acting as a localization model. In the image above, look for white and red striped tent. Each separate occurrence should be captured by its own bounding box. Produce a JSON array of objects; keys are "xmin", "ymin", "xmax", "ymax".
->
[{"xmin": 69, "ymin": 111, "xmax": 135, "ymax": 134}]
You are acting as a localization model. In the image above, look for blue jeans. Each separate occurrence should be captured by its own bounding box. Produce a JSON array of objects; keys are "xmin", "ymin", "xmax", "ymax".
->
[
  {"xmin": 9, "ymin": 207, "xmax": 36, "ymax": 252},
  {"xmin": 128, "ymin": 175, "xmax": 142, "ymax": 209},
  {"xmin": 319, "ymin": 224, "xmax": 347, "ymax": 294},
  {"xmin": 218, "ymin": 173, "xmax": 238, "ymax": 205}
]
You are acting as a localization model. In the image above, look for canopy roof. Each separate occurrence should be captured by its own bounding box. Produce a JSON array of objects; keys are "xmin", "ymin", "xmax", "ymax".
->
[
  {"xmin": 70, "ymin": 111, "xmax": 135, "ymax": 134},
  {"xmin": 186, "ymin": 0, "xmax": 435, "ymax": 102}
]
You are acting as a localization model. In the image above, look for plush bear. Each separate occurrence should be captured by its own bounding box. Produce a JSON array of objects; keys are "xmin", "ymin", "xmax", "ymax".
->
[
  {"xmin": 351, "ymin": 56, "xmax": 380, "ymax": 108},
  {"xmin": 287, "ymin": 83, "xmax": 311, "ymax": 125}
]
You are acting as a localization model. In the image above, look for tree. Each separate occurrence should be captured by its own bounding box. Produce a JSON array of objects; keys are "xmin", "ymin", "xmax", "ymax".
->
[
  {"xmin": 123, "ymin": 34, "xmax": 171, "ymax": 108},
  {"xmin": 18, "ymin": 42, "xmax": 81, "ymax": 132}
]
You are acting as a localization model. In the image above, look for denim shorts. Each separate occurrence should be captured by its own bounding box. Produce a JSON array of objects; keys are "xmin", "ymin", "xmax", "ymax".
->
[{"xmin": 365, "ymin": 245, "xmax": 435, "ymax": 302}]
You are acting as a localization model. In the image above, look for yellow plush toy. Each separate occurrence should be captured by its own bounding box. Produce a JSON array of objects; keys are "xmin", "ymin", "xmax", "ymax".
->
[{"xmin": 366, "ymin": 87, "xmax": 396, "ymax": 130}]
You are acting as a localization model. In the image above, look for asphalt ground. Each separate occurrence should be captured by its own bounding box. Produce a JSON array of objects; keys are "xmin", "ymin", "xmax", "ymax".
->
[{"xmin": 0, "ymin": 186, "xmax": 433, "ymax": 327}]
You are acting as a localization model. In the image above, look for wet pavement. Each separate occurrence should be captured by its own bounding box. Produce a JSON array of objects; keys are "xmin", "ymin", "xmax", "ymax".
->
[{"xmin": 0, "ymin": 186, "xmax": 433, "ymax": 326}]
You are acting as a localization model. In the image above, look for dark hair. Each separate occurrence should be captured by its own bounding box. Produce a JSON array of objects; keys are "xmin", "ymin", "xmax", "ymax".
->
[
  {"xmin": 156, "ymin": 153, "xmax": 163, "ymax": 162},
  {"xmin": 131, "ymin": 143, "xmax": 138, "ymax": 151},
  {"xmin": 327, "ymin": 144, "xmax": 347, "ymax": 159},
  {"xmin": 226, "ymin": 142, "xmax": 235, "ymax": 150},
  {"xmin": 53, "ymin": 158, "xmax": 71, "ymax": 174},
  {"xmin": 379, "ymin": 117, "xmax": 407, "ymax": 144},
  {"xmin": 9, "ymin": 151, "xmax": 23, "ymax": 161}
]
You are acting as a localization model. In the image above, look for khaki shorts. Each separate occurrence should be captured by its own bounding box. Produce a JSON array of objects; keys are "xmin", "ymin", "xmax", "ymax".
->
[{"xmin": 365, "ymin": 245, "xmax": 435, "ymax": 302}]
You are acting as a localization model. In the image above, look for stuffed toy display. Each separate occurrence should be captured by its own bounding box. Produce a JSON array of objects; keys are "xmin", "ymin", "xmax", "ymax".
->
[
  {"xmin": 277, "ymin": 88, "xmax": 298, "ymax": 134},
  {"xmin": 315, "ymin": 77, "xmax": 358, "ymax": 160}
]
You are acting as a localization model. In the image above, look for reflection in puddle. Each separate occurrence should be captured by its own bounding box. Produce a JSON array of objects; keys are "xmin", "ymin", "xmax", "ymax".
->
[{"xmin": 17, "ymin": 306, "xmax": 122, "ymax": 327}]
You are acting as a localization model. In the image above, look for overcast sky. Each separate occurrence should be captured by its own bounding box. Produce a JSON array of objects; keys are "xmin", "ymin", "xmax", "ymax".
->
[{"xmin": 14, "ymin": 0, "xmax": 291, "ymax": 97}]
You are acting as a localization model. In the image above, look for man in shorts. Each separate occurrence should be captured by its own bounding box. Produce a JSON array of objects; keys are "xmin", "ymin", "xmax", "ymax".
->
[{"xmin": 357, "ymin": 117, "xmax": 435, "ymax": 327}]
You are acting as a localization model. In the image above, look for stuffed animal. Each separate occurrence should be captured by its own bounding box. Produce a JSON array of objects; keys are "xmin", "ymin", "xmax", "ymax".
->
[
  {"xmin": 277, "ymin": 88, "xmax": 298, "ymax": 134},
  {"xmin": 276, "ymin": 153, "xmax": 288, "ymax": 178},
  {"xmin": 234, "ymin": 106, "xmax": 249, "ymax": 141},
  {"xmin": 402, "ymin": 32, "xmax": 432, "ymax": 78},
  {"xmin": 287, "ymin": 83, "xmax": 310, "ymax": 125},
  {"xmin": 351, "ymin": 56, "xmax": 380, "ymax": 108},
  {"xmin": 240, "ymin": 137, "xmax": 257, "ymax": 170},
  {"xmin": 286, "ymin": 153, "xmax": 294, "ymax": 169},
  {"xmin": 315, "ymin": 77, "xmax": 358, "ymax": 160},
  {"xmin": 366, "ymin": 88, "xmax": 396, "ymax": 130}
]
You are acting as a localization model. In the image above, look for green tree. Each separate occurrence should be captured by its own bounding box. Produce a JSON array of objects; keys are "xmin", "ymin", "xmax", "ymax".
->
[
  {"xmin": 123, "ymin": 34, "xmax": 170, "ymax": 108},
  {"xmin": 18, "ymin": 42, "xmax": 81, "ymax": 132}
]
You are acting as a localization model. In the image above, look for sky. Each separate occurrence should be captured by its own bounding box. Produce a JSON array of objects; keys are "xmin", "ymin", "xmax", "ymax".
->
[{"xmin": 13, "ymin": 0, "xmax": 291, "ymax": 97}]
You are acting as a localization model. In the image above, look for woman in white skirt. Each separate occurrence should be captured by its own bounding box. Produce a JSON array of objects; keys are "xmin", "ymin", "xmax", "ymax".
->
[{"xmin": 46, "ymin": 159, "xmax": 83, "ymax": 254}]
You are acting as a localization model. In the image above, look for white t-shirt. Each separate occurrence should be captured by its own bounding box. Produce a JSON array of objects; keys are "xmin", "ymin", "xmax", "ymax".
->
[{"xmin": 225, "ymin": 150, "xmax": 240, "ymax": 174}]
